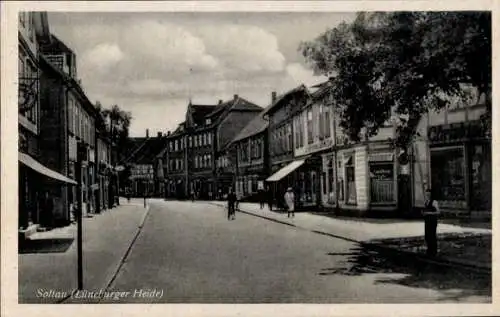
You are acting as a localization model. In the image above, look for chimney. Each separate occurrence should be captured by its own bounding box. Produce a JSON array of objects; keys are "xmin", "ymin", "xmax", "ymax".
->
[
  {"xmin": 146, "ymin": 129, "xmax": 149, "ymax": 138},
  {"xmin": 167, "ymin": 131, "xmax": 171, "ymax": 136},
  {"xmin": 271, "ymin": 91, "xmax": 277, "ymax": 103},
  {"xmin": 233, "ymin": 94, "xmax": 238, "ymax": 101},
  {"xmin": 218, "ymin": 99, "xmax": 223, "ymax": 105},
  {"xmin": 157, "ymin": 132, "xmax": 162, "ymax": 138}
]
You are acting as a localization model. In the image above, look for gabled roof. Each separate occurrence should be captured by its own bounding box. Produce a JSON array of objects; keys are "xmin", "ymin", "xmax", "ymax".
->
[
  {"xmin": 261, "ymin": 84, "xmax": 309, "ymax": 116},
  {"xmin": 123, "ymin": 137, "xmax": 167, "ymax": 165},
  {"xmin": 121, "ymin": 137, "xmax": 148, "ymax": 164},
  {"xmin": 230, "ymin": 109, "xmax": 269, "ymax": 144},
  {"xmin": 207, "ymin": 97, "xmax": 262, "ymax": 120},
  {"xmin": 190, "ymin": 104, "xmax": 217, "ymax": 126}
]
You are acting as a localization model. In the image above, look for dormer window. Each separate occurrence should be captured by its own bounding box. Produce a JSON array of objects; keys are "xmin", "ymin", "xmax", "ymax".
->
[{"xmin": 206, "ymin": 118, "xmax": 211, "ymax": 125}]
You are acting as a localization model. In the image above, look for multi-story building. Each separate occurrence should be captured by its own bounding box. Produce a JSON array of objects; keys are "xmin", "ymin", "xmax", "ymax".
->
[
  {"xmin": 160, "ymin": 95, "xmax": 262, "ymax": 199},
  {"xmin": 263, "ymin": 86, "xmax": 310, "ymax": 209},
  {"xmin": 412, "ymin": 86, "xmax": 491, "ymax": 216},
  {"xmin": 18, "ymin": 12, "xmax": 78, "ymax": 235},
  {"xmin": 122, "ymin": 130, "xmax": 167, "ymax": 197},
  {"xmin": 95, "ymin": 118, "xmax": 115, "ymax": 212},
  {"xmin": 18, "ymin": 13, "xmax": 86, "ymax": 233},
  {"xmin": 228, "ymin": 107, "xmax": 270, "ymax": 201},
  {"xmin": 291, "ymin": 81, "xmax": 337, "ymax": 210},
  {"xmin": 38, "ymin": 34, "xmax": 100, "ymax": 223}
]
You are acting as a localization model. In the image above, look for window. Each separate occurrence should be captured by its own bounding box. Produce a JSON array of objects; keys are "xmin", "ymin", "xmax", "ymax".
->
[
  {"xmin": 189, "ymin": 136, "xmax": 192, "ymax": 147},
  {"xmin": 319, "ymin": 104, "xmax": 324, "ymax": 140},
  {"xmin": 345, "ymin": 155, "xmax": 356, "ymax": 204},
  {"xmin": 206, "ymin": 118, "xmax": 211, "ymax": 125},
  {"xmin": 295, "ymin": 117, "xmax": 301, "ymax": 149},
  {"xmin": 431, "ymin": 147, "xmax": 466, "ymax": 202},
  {"xmin": 287, "ymin": 124, "xmax": 292, "ymax": 152},
  {"xmin": 169, "ymin": 141, "xmax": 173, "ymax": 152},
  {"xmin": 324, "ymin": 106, "xmax": 331, "ymax": 138},
  {"xmin": 370, "ymin": 161, "xmax": 395, "ymax": 203},
  {"xmin": 307, "ymin": 108, "xmax": 313, "ymax": 144}
]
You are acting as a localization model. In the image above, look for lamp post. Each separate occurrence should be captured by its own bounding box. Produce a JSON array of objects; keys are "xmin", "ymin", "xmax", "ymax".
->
[{"xmin": 76, "ymin": 141, "xmax": 87, "ymax": 290}]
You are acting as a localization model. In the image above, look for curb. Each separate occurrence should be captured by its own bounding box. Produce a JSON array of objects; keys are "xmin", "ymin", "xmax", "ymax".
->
[
  {"xmin": 210, "ymin": 202, "xmax": 491, "ymax": 276},
  {"xmin": 58, "ymin": 204, "xmax": 151, "ymax": 304}
]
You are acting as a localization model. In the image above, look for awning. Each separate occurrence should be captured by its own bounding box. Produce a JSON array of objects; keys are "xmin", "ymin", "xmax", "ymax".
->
[
  {"xmin": 266, "ymin": 159, "xmax": 305, "ymax": 182},
  {"xmin": 19, "ymin": 152, "xmax": 77, "ymax": 185}
]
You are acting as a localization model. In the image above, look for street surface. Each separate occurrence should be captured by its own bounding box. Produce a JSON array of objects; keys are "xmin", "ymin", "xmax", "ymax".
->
[{"xmin": 99, "ymin": 200, "xmax": 490, "ymax": 303}]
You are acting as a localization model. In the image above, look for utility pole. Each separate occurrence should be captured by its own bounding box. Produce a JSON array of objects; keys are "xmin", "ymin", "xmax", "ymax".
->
[{"xmin": 76, "ymin": 142, "xmax": 86, "ymax": 290}]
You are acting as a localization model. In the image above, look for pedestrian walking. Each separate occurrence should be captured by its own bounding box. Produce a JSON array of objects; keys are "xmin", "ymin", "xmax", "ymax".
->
[
  {"xmin": 422, "ymin": 189, "xmax": 440, "ymax": 256},
  {"xmin": 191, "ymin": 189, "xmax": 195, "ymax": 202},
  {"xmin": 258, "ymin": 188, "xmax": 265, "ymax": 210},
  {"xmin": 284, "ymin": 187, "xmax": 295, "ymax": 218},
  {"xmin": 227, "ymin": 187, "xmax": 237, "ymax": 220}
]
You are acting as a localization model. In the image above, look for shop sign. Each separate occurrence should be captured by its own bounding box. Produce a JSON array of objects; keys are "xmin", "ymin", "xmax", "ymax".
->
[
  {"xmin": 370, "ymin": 164, "xmax": 394, "ymax": 180},
  {"xmin": 428, "ymin": 120, "xmax": 487, "ymax": 144},
  {"xmin": 295, "ymin": 137, "xmax": 334, "ymax": 157}
]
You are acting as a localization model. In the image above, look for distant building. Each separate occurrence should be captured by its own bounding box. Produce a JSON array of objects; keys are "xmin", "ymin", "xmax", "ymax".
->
[
  {"xmin": 226, "ymin": 98, "xmax": 271, "ymax": 201},
  {"xmin": 121, "ymin": 129, "xmax": 167, "ymax": 197},
  {"xmin": 159, "ymin": 95, "xmax": 262, "ymax": 200},
  {"xmin": 263, "ymin": 85, "xmax": 310, "ymax": 210}
]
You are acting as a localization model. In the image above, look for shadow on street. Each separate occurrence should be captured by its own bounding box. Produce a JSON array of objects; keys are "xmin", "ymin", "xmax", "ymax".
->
[{"xmin": 319, "ymin": 244, "xmax": 492, "ymax": 302}]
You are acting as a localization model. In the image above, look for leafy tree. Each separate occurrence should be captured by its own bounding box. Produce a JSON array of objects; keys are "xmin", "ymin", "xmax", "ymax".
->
[
  {"xmin": 300, "ymin": 11, "xmax": 491, "ymax": 148},
  {"xmin": 96, "ymin": 102, "xmax": 133, "ymax": 162}
]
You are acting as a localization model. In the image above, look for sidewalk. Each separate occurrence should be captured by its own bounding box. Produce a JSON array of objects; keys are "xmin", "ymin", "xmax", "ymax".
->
[
  {"xmin": 210, "ymin": 201, "xmax": 491, "ymax": 272},
  {"xmin": 18, "ymin": 199, "xmax": 150, "ymax": 303}
]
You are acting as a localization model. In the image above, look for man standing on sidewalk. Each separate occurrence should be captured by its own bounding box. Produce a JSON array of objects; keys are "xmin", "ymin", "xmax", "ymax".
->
[
  {"xmin": 422, "ymin": 189, "xmax": 440, "ymax": 256},
  {"xmin": 284, "ymin": 187, "xmax": 295, "ymax": 218},
  {"xmin": 227, "ymin": 187, "xmax": 237, "ymax": 220}
]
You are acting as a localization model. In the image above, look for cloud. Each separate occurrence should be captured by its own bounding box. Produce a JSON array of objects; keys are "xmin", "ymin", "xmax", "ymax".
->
[
  {"xmin": 120, "ymin": 21, "xmax": 219, "ymax": 78},
  {"xmin": 81, "ymin": 43, "xmax": 124, "ymax": 70},
  {"xmin": 48, "ymin": 13, "xmax": 342, "ymax": 137},
  {"xmin": 198, "ymin": 25, "xmax": 286, "ymax": 73},
  {"xmin": 285, "ymin": 63, "xmax": 326, "ymax": 87}
]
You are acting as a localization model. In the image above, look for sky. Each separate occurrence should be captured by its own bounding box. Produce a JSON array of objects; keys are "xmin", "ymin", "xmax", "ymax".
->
[{"xmin": 48, "ymin": 12, "xmax": 356, "ymax": 137}]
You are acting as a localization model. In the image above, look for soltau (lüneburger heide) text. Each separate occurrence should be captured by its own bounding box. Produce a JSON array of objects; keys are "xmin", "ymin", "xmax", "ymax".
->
[{"xmin": 36, "ymin": 288, "xmax": 164, "ymax": 301}]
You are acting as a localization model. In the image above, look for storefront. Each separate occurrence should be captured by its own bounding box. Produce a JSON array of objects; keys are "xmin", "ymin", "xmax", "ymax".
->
[
  {"xmin": 266, "ymin": 156, "xmax": 322, "ymax": 210},
  {"xmin": 236, "ymin": 164, "xmax": 266, "ymax": 201},
  {"xmin": 18, "ymin": 152, "xmax": 77, "ymax": 232},
  {"xmin": 428, "ymin": 120, "xmax": 491, "ymax": 212},
  {"xmin": 333, "ymin": 143, "xmax": 397, "ymax": 215}
]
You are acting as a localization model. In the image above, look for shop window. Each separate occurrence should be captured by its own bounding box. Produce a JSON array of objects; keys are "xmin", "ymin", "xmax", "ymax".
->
[
  {"xmin": 369, "ymin": 162, "xmax": 395, "ymax": 203},
  {"xmin": 431, "ymin": 147, "xmax": 466, "ymax": 202},
  {"xmin": 345, "ymin": 155, "xmax": 356, "ymax": 204}
]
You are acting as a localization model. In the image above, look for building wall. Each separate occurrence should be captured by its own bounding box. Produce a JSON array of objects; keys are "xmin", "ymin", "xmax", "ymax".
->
[
  {"xmin": 217, "ymin": 111, "xmax": 260, "ymax": 152},
  {"xmin": 411, "ymin": 101, "xmax": 489, "ymax": 212}
]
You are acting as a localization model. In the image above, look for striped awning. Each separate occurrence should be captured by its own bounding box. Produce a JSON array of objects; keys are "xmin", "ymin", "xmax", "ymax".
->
[
  {"xmin": 19, "ymin": 152, "xmax": 77, "ymax": 185},
  {"xmin": 266, "ymin": 159, "xmax": 305, "ymax": 182}
]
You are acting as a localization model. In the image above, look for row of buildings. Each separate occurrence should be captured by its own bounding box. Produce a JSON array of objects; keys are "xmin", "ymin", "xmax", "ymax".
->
[
  {"xmin": 19, "ymin": 12, "xmax": 118, "ymax": 238},
  {"xmin": 123, "ymin": 78, "xmax": 491, "ymax": 217}
]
